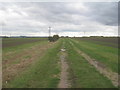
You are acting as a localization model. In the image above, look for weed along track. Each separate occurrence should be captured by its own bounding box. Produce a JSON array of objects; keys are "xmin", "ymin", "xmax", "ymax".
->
[
  {"xmin": 69, "ymin": 40, "xmax": 118, "ymax": 87},
  {"xmin": 58, "ymin": 41, "xmax": 71, "ymax": 88}
]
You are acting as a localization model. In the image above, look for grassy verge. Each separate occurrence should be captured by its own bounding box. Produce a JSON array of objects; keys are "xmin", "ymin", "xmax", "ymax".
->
[
  {"xmin": 70, "ymin": 39, "xmax": 118, "ymax": 73},
  {"xmin": 5, "ymin": 40, "xmax": 62, "ymax": 88},
  {"xmin": 64, "ymin": 38, "xmax": 115, "ymax": 88}
]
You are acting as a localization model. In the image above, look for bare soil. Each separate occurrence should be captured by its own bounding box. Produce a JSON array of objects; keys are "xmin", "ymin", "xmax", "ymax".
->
[
  {"xmin": 76, "ymin": 37, "xmax": 119, "ymax": 48},
  {"xmin": 77, "ymin": 37, "xmax": 118, "ymax": 44},
  {"xmin": 2, "ymin": 38, "xmax": 47, "ymax": 48}
]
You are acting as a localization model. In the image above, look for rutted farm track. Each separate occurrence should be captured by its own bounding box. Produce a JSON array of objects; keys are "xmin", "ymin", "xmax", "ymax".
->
[
  {"xmin": 69, "ymin": 40, "xmax": 118, "ymax": 87},
  {"xmin": 2, "ymin": 38, "xmax": 119, "ymax": 88},
  {"xmin": 63, "ymin": 39, "xmax": 118, "ymax": 88},
  {"xmin": 58, "ymin": 42, "xmax": 71, "ymax": 88}
]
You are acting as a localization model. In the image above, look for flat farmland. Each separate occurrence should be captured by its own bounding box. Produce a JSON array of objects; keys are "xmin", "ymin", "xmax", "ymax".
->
[
  {"xmin": 2, "ymin": 37, "xmax": 119, "ymax": 88},
  {"xmin": 73, "ymin": 37, "xmax": 119, "ymax": 73},
  {"xmin": 75, "ymin": 37, "xmax": 119, "ymax": 48},
  {"xmin": 2, "ymin": 38, "xmax": 48, "ymax": 48}
]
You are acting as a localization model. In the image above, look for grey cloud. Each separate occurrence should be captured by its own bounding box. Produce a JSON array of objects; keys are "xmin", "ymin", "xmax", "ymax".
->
[
  {"xmin": 0, "ymin": 2, "xmax": 118, "ymax": 36},
  {"xmin": 85, "ymin": 2, "xmax": 118, "ymax": 26}
]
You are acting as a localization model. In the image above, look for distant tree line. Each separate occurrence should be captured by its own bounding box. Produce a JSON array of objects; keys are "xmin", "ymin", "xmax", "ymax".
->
[{"xmin": 0, "ymin": 36, "xmax": 9, "ymax": 38}]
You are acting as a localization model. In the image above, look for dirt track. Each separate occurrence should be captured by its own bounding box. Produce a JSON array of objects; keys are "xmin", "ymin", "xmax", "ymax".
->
[{"xmin": 58, "ymin": 43, "xmax": 71, "ymax": 88}]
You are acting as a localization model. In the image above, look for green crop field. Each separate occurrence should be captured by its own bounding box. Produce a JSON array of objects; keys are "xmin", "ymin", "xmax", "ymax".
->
[{"xmin": 2, "ymin": 37, "xmax": 119, "ymax": 88}]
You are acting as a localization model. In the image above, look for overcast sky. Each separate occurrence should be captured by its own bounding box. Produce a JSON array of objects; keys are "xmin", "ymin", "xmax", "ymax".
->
[{"xmin": 0, "ymin": 2, "xmax": 118, "ymax": 37}]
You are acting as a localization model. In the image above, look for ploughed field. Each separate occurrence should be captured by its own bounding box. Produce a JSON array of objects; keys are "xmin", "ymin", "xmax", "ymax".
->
[
  {"xmin": 2, "ymin": 38, "xmax": 47, "ymax": 48},
  {"xmin": 75, "ymin": 37, "xmax": 119, "ymax": 48},
  {"xmin": 2, "ymin": 37, "xmax": 119, "ymax": 88}
]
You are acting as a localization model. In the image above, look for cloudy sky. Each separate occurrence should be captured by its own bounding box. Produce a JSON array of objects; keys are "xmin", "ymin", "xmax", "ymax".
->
[{"xmin": 0, "ymin": 2, "xmax": 118, "ymax": 37}]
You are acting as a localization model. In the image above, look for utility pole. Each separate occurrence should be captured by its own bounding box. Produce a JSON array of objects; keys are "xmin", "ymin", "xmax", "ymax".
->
[
  {"xmin": 83, "ymin": 30, "xmax": 86, "ymax": 37},
  {"xmin": 49, "ymin": 26, "xmax": 51, "ymax": 37}
]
